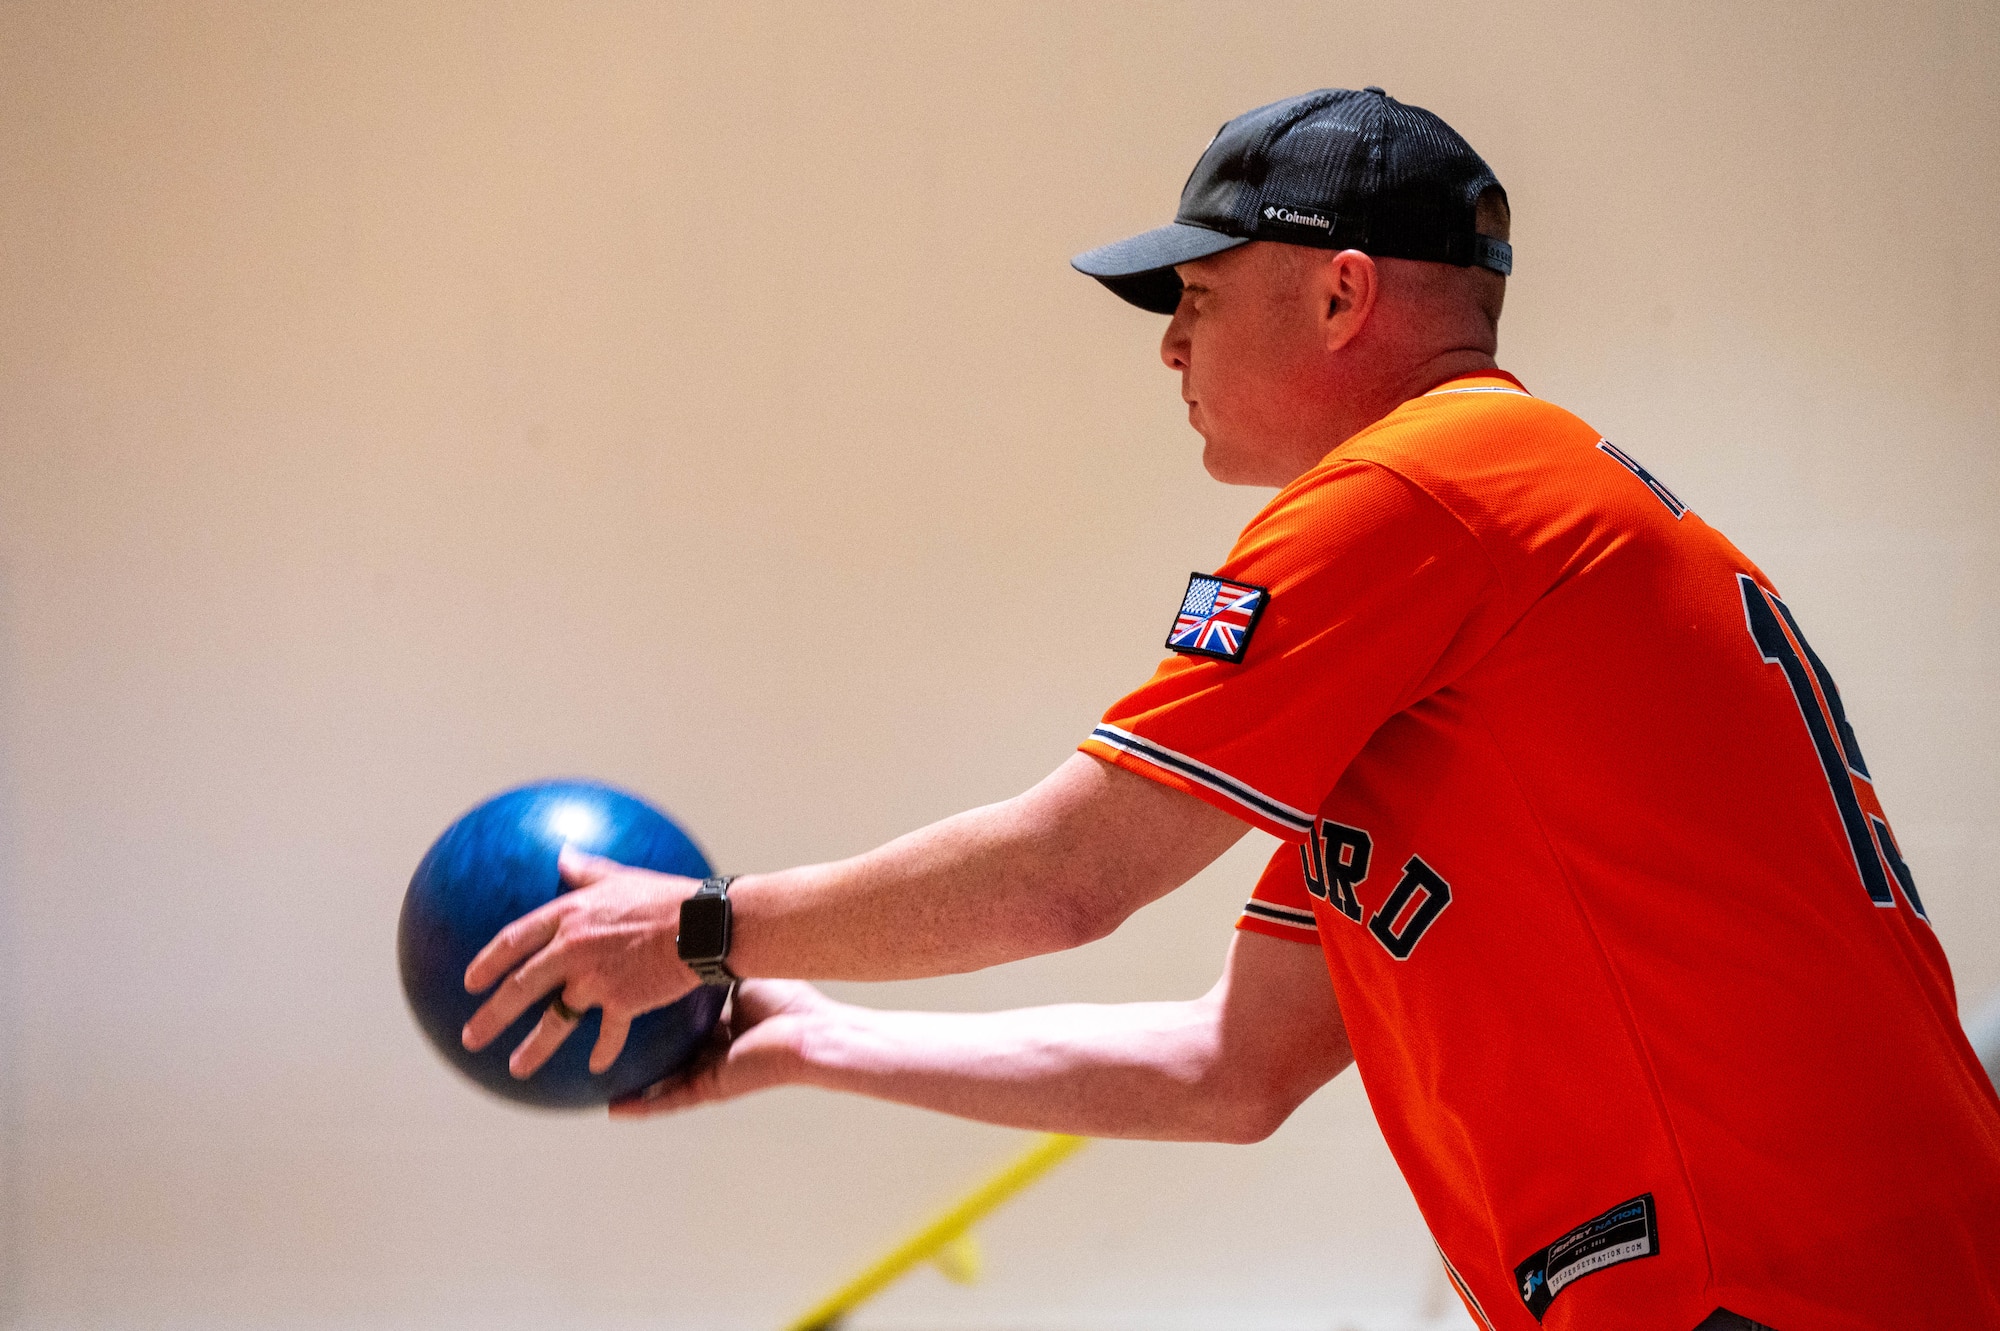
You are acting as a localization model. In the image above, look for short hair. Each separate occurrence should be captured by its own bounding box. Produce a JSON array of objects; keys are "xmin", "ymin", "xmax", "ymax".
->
[{"xmin": 1269, "ymin": 195, "xmax": 1508, "ymax": 336}]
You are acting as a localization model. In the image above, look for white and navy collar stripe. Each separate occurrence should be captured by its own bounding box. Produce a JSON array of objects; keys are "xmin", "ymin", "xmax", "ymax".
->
[
  {"xmin": 1088, "ymin": 725, "xmax": 1314, "ymax": 835},
  {"xmin": 1243, "ymin": 900, "xmax": 1318, "ymax": 935},
  {"xmin": 1423, "ymin": 384, "xmax": 1530, "ymax": 397}
]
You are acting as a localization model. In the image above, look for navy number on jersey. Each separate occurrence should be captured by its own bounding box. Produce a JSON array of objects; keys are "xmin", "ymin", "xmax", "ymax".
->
[{"xmin": 1739, "ymin": 574, "xmax": 1927, "ymax": 921}]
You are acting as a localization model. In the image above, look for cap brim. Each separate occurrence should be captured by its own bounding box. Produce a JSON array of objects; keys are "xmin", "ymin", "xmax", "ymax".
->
[{"xmin": 1071, "ymin": 223, "xmax": 1248, "ymax": 315}]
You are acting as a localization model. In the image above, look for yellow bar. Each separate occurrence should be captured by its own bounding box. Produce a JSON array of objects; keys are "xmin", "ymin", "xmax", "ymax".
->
[{"xmin": 782, "ymin": 1133, "xmax": 1089, "ymax": 1331}]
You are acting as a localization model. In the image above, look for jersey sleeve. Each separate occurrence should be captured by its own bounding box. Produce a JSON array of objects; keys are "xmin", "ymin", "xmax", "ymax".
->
[
  {"xmin": 1236, "ymin": 844, "xmax": 1322, "ymax": 944},
  {"xmin": 1081, "ymin": 458, "xmax": 1493, "ymax": 841}
]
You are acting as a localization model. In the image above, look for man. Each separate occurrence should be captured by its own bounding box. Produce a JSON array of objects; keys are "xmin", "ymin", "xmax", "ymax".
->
[{"xmin": 462, "ymin": 90, "xmax": 2000, "ymax": 1329}]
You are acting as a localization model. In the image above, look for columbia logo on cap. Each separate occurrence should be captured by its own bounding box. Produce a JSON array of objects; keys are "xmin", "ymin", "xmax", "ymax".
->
[{"xmin": 1263, "ymin": 204, "xmax": 1332, "ymax": 232}]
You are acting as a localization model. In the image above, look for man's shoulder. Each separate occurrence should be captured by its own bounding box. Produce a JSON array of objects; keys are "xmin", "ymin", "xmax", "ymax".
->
[
  {"xmin": 1300, "ymin": 374, "xmax": 1701, "ymax": 597},
  {"xmin": 1347, "ymin": 373, "xmax": 1596, "ymax": 468},
  {"xmin": 1329, "ymin": 375, "xmax": 1609, "ymax": 517}
]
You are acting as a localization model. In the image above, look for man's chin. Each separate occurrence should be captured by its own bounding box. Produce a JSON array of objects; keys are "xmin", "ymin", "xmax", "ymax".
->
[{"xmin": 1200, "ymin": 439, "xmax": 1261, "ymax": 486}]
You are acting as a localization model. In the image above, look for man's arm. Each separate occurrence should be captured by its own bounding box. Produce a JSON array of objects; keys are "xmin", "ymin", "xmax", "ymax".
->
[
  {"xmin": 462, "ymin": 753, "xmax": 1249, "ymax": 1077},
  {"xmin": 614, "ymin": 930, "xmax": 1352, "ymax": 1143},
  {"xmin": 727, "ymin": 753, "xmax": 1248, "ymax": 981}
]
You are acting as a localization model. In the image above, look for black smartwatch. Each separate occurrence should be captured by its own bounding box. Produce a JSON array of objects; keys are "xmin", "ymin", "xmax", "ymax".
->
[{"xmin": 676, "ymin": 875, "xmax": 737, "ymax": 986}]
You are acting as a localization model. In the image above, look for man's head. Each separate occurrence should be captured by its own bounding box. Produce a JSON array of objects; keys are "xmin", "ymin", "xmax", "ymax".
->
[
  {"xmin": 1162, "ymin": 189, "xmax": 1509, "ymax": 484},
  {"xmin": 1074, "ymin": 88, "xmax": 1511, "ymax": 485}
]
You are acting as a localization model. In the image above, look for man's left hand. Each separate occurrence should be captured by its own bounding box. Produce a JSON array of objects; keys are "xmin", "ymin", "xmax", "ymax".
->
[{"xmin": 460, "ymin": 848, "xmax": 702, "ymax": 1078}]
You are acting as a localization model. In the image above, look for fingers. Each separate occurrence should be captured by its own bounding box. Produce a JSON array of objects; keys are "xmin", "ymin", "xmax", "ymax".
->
[
  {"xmin": 730, "ymin": 977, "xmax": 826, "ymax": 1026},
  {"xmin": 468, "ymin": 849, "xmax": 620, "ymax": 997},
  {"xmin": 607, "ymin": 1013, "xmax": 809, "ymax": 1119},
  {"xmin": 461, "ymin": 937, "xmax": 572, "ymax": 1051},
  {"xmin": 464, "ymin": 908, "xmax": 561, "ymax": 995},
  {"xmin": 609, "ymin": 1076, "xmax": 706, "ymax": 1117},
  {"xmin": 608, "ymin": 1023, "xmax": 730, "ymax": 1117},
  {"xmin": 509, "ymin": 998, "xmax": 585, "ymax": 1079},
  {"xmin": 589, "ymin": 1011, "xmax": 631, "ymax": 1074},
  {"xmin": 466, "ymin": 972, "xmax": 631, "ymax": 1082},
  {"xmin": 557, "ymin": 846, "xmax": 615, "ymax": 890},
  {"xmin": 610, "ymin": 1044, "xmax": 727, "ymax": 1117}
]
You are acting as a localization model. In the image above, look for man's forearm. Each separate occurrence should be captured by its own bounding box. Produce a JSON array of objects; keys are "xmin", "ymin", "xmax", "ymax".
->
[
  {"xmin": 776, "ymin": 933, "xmax": 1351, "ymax": 1142},
  {"xmin": 791, "ymin": 996, "xmax": 1280, "ymax": 1143},
  {"xmin": 727, "ymin": 753, "xmax": 1247, "ymax": 982},
  {"xmin": 615, "ymin": 934, "xmax": 1352, "ymax": 1136}
]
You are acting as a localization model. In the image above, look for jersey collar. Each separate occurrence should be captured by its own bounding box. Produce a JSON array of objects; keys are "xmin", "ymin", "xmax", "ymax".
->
[{"xmin": 1420, "ymin": 368, "xmax": 1530, "ymax": 397}]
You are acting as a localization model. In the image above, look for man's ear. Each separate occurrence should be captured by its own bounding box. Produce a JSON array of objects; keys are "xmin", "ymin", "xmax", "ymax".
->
[{"xmin": 1320, "ymin": 250, "xmax": 1379, "ymax": 352}]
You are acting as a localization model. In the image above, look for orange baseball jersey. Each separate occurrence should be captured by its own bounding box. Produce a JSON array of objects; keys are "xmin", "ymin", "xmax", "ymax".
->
[{"xmin": 1080, "ymin": 373, "xmax": 2000, "ymax": 1330}]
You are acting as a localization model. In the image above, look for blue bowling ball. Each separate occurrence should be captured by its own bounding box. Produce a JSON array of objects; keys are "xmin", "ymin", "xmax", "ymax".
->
[{"xmin": 397, "ymin": 779, "xmax": 726, "ymax": 1109}]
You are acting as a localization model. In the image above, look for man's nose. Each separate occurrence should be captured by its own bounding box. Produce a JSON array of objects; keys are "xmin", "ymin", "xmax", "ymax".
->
[{"xmin": 1160, "ymin": 312, "xmax": 1190, "ymax": 372}]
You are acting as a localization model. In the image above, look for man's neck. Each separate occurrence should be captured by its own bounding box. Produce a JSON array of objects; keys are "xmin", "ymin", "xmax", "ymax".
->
[
  {"xmin": 1289, "ymin": 348, "xmax": 1500, "ymax": 482},
  {"xmin": 1264, "ymin": 341, "xmax": 1504, "ymax": 487},
  {"xmin": 1398, "ymin": 348, "xmax": 1503, "ymax": 399}
]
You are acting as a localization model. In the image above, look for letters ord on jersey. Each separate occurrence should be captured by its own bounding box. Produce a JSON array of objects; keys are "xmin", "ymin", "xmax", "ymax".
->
[
  {"xmin": 1300, "ymin": 819, "xmax": 1370, "ymax": 922},
  {"xmin": 1738, "ymin": 574, "xmax": 1927, "ymax": 922},
  {"xmin": 1301, "ymin": 818, "xmax": 1453, "ymax": 959}
]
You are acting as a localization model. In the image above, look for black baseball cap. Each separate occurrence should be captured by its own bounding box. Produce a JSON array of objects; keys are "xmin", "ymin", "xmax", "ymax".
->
[{"xmin": 1073, "ymin": 87, "xmax": 1511, "ymax": 315}]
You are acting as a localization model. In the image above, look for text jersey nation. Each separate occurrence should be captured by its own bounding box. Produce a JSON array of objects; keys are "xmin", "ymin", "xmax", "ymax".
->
[{"xmin": 1081, "ymin": 374, "xmax": 2000, "ymax": 1331}]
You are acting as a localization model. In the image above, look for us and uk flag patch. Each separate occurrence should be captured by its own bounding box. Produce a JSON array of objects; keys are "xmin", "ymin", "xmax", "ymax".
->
[{"xmin": 1166, "ymin": 573, "xmax": 1268, "ymax": 663}]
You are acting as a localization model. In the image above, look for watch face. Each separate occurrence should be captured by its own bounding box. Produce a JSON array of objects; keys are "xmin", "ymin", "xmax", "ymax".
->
[{"xmin": 678, "ymin": 893, "xmax": 730, "ymax": 962}]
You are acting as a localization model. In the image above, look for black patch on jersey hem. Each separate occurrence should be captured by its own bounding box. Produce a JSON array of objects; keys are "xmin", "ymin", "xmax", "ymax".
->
[{"xmin": 1514, "ymin": 1193, "xmax": 1658, "ymax": 1321}]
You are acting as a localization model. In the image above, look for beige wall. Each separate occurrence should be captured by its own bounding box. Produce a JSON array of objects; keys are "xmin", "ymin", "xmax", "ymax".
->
[{"xmin": 2, "ymin": 2, "xmax": 1995, "ymax": 1328}]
